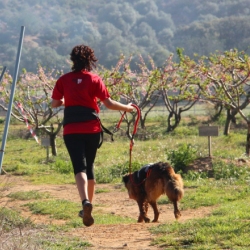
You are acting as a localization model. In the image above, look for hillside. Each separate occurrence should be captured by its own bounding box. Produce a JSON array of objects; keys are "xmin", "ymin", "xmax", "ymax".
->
[{"xmin": 1, "ymin": 0, "xmax": 250, "ymax": 74}]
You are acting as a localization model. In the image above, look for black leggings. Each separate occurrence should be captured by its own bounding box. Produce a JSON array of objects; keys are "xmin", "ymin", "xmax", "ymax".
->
[{"xmin": 63, "ymin": 133, "xmax": 101, "ymax": 179}]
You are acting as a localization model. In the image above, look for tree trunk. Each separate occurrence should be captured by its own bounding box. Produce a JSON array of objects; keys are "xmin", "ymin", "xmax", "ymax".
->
[
  {"xmin": 211, "ymin": 103, "xmax": 223, "ymax": 122},
  {"xmin": 224, "ymin": 118, "xmax": 231, "ymax": 135},
  {"xmin": 49, "ymin": 125, "xmax": 57, "ymax": 156},
  {"xmin": 224, "ymin": 109, "xmax": 237, "ymax": 135},
  {"xmin": 50, "ymin": 133, "xmax": 57, "ymax": 156},
  {"xmin": 140, "ymin": 117, "xmax": 146, "ymax": 129},
  {"xmin": 224, "ymin": 110, "xmax": 232, "ymax": 135},
  {"xmin": 166, "ymin": 112, "xmax": 181, "ymax": 132},
  {"xmin": 246, "ymin": 122, "xmax": 250, "ymax": 156}
]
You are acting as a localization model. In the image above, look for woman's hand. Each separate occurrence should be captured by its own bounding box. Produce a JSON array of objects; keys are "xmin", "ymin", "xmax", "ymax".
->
[
  {"xmin": 126, "ymin": 103, "xmax": 135, "ymax": 112},
  {"xmin": 51, "ymin": 99, "xmax": 64, "ymax": 108}
]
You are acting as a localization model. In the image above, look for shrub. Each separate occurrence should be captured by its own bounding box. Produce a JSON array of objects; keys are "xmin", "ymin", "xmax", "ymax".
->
[
  {"xmin": 166, "ymin": 143, "xmax": 198, "ymax": 172},
  {"xmin": 213, "ymin": 160, "xmax": 250, "ymax": 180},
  {"xmin": 52, "ymin": 159, "xmax": 73, "ymax": 174}
]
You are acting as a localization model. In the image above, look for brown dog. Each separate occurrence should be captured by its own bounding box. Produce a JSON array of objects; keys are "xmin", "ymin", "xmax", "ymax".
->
[{"xmin": 122, "ymin": 162, "xmax": 184, "ymax": 223}]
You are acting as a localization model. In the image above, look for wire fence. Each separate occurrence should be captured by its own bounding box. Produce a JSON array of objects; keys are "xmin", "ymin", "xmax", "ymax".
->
[
  {"xmin": 0, "ymin": 104, "xmax": 219, "ymax": 120},
  {"xmin": 1, "ymin": 102, "xmax": 250, "ymax": 120},
  {"xmin": 99, "ymin": 103, "xmax": 211, "ymax": 119},
  {"xmin": 0, "ymin": 104, "xmax": 207, "ymax": 118}
]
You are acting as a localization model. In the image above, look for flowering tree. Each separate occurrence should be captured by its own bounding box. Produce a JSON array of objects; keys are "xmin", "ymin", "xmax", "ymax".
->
[
  {"xmin": 161, "ymin": 50, "xmax": 201, "ymax": 132},
  {"xmin": 196, "ymin": 49, "xmax": 250, "ymax": 154},
  {"xmin": 0, "ymin": 65, "xmax": 63, "ymax": 156},
  {"xmin": 99, "ymin": 52, "xmax": 203, "ymax": 135},
  {"xmin": 121, "ymin": 55, "xmax": 162, "ymax": 130},
  {"xmin": 99, "ymin": 54, "xmax": 163, "ymax": 139},
  {"xmin": 97, "ymin": 55, "xmax": 137, "ymax": 139}
]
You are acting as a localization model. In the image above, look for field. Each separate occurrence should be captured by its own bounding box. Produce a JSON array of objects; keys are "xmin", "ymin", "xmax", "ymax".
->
[{"xmin": 1, "ymin": 114, "xmax": 250, "ymax": 249}]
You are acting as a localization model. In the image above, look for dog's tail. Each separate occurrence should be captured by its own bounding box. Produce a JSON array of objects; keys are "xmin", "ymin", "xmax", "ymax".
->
[
  {"xmin": 165, "ymin": 170, "xmax": 184, "ymax": 203},
  {"xmin": 164, "ymin": 169, "xmax": 184, "ymax": 219}
]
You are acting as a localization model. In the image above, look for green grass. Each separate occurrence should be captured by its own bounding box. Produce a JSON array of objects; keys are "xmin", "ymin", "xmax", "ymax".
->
[
  {"xmin": 38, "ymin": 237, "xmax": 92, "ymax": 250},
  {"xmin": 95, "ymin": 187, "xmax": 110, "ymax": 193},
  {"xmin": 92, "ymin": 211, "xmax": 136, "ymax": 224},
  {"xmin": 24, "ymin": 198, "xmax": 135, "ymax": 225},
  {"xmin": 65, "ymin": 211, "xmax": 135, "ymax": 228},
  {"xmin": 1, "ymin": 123, "xmax": 247, "ymax": 182},
  {"xmin": 150, "ymin": 198, "xmax": 250, "ymax": 249},
  {"xmin": 0, "ymin": 207, "xmax": 33, "ymax": 231},
  {"xmin": 150, "ymin": 172, "xmax": 250, "ymax": 249},
  {"xmin": 7, "ymin": 190, "xmax": 51, "ymax": 200},
  {"xmin": 184, "ymin": 179, "xmax": 250, "ymax": 208},
  {"xmin": 1, "ymin": 116, "xmax": 250, "ymax": 249},
  {"xmin": 24, "ymin": 199, "xmax": 79, "ymax": 220},
  {"xmin": 0, "ymin": 207, "xmax": 92, "ymax": 249}
]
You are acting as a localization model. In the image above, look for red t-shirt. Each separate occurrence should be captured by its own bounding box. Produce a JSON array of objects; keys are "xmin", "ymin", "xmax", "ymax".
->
[{"xmin": 52, "ymin": 70, "xmax": 110, "ymax": 135}]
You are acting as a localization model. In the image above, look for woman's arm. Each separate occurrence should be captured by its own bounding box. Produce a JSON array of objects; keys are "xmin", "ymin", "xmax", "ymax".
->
[
  {"xmin": 51, "ymin": 99, "xmax": 64, "ymax": 108},
  {"xmin": 102, "ymin": 98, "xmax": 134, "ymax": 112}
]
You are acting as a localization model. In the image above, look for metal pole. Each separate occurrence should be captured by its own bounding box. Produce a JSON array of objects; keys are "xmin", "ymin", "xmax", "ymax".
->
[
  {"xmin": 46, "ymin": 146, "xmax": 49, "ymax": 162},
  {"xmin": 0, "ymin": 26, "xmax": 25, "ymax": 174},
  {"xmin": 0, "ymin": 66, "xmax": 7, "ymax": 83},
  {"xmin": 207, "ymin": 123, "xmax": 211, "ymax": 158},
  {"xmin": 208, "ymin": 136, "xmax": 211, "ymax": 158}
]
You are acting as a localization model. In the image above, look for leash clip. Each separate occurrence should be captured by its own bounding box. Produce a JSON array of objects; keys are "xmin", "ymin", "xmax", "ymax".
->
[{"xmin": 113, "ymin": 125, "xmax": 119, "ymax": 133}]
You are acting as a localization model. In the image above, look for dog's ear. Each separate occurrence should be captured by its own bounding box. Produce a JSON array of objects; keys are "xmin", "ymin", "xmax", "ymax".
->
[{"xmin": 122, "ymin": 174, "xmax": 130, "ymax": 184}]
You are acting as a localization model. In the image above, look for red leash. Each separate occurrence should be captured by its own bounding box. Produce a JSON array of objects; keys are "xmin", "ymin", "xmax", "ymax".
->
[
  {"xmin": 114, "ymin": 104, "xmax": 148, "ymax": 187},
  {"xmin": 128, "ymin": 104, "xmax": 140, "ymax": 173},
  {"xmin": 113, "ymin": 104, "xmax": 141, "ymax": 174},
  {"xmin": 128, "ymin": 105, "xmax": 152, "ymax": 187}
]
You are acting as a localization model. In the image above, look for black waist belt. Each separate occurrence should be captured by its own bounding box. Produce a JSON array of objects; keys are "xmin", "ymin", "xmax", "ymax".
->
[{"xmin": 63, "ymin": 106, "xmax": 114, "ymax": 148}]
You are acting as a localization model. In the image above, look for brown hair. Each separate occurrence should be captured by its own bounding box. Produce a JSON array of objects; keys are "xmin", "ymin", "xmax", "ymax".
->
[{"xmin": 70, "ymin": 44, "xmax": 98, "ymax": 72}]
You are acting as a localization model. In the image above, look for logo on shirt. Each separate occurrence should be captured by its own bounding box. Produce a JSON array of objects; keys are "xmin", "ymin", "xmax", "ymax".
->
[{"xmin": 73, "ymin": 78, "xmax": 83, "ymax": 84}]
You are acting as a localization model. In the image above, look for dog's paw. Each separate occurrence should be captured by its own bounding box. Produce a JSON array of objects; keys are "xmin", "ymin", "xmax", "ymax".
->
[
  {"xmin": 144, "ymin": 217, "xmax": 150, "ymax": 223},
  {"xmin": 152, "ymin": 219, "xmax": 158, "ymax": 223},
  {"xmin": 174, "ymin": 211, "xmax": 181, "ymax": 220},
  {"xmin": 137, "ymin": 215, "xmax": 144, "ymax": 223}
]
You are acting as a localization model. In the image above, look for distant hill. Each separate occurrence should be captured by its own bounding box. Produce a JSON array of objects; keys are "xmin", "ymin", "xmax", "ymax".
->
[{"xmin": 1, "ymin": 0, "xmax": 250, "ymax": 74}]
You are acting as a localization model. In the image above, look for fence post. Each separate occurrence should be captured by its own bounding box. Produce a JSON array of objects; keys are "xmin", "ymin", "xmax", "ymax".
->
[{"xmin": 0, "ymin": 26, "xmax": 25, "ymax": 174}]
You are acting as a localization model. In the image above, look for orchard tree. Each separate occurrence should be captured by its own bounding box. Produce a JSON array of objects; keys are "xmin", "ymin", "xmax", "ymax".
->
[
  {"xmin": 123, "ymin": 54, "xmax": 162, "ymax": 130},
  {"xmin": 99, "ymin": 54, "xmax": 162, "ymax": 139},
  {"xmin": 208, "ymin": 102, "xmax": 224, "ymax": 123},
  {"xmin": 0, "ymin": 65, "xmax": 63, "ymax": 156},
  {"xmin": 197, "ymin": 49, "xmax": 250, "ymax": 155},
  {"xmin": 161, "ymin": 50, "xmax": 201, "ymax": 132},
  {"xmin": 97, "ymin": 54, "xmax": 137, "ymax": 139}
]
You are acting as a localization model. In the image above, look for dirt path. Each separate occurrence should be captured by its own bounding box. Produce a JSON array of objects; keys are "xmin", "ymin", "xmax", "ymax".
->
[{"xmin": 0, "ymin": 174, "xmax": 214, "ymax": 250}]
